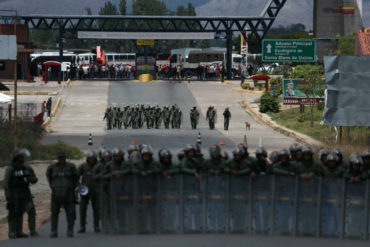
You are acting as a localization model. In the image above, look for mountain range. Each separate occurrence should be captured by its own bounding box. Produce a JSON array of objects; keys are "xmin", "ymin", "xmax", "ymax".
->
[{"xmin": 0, "ymin": 0, "xmax": 368, "ymax": 30}]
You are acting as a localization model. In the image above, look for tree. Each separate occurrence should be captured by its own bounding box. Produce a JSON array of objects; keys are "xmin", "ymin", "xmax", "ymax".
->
[
  {"xmin": 119, "ymin": 0, "xmax": 127, "ymax": 15},
  {"xmin": 132, "ymin": 0, "xmax": 169, "ymax": 16},
  {"xmin": 259, "ymin": 92, "xmax": 280, "ymax": 113},
  {"xmin": 187, "ymin": 3, "xmax": 196, "ymax": 16},
  {"xmin": 333, "ymin": 34, "xmax": 355, "ymax": 56},
  {"xmin": 291, "ymin": 65, "xmax": 325, "ymax": 128}
]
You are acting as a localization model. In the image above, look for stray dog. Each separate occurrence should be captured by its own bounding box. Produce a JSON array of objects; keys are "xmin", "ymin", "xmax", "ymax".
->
[{"xmin": 245, "ymin": 121, "xmax": 251, "ymax": 131}]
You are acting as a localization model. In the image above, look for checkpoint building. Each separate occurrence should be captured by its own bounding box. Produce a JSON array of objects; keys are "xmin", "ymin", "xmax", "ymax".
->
[{"xmin": 314, "ymin": 0, "xmax": 364, "ymax": 60}]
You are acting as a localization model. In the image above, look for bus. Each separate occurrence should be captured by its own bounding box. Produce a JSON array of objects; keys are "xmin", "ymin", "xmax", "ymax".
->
[{"xmin": 105, "ymin": 52, "xmax": 136, "ymax": 66}]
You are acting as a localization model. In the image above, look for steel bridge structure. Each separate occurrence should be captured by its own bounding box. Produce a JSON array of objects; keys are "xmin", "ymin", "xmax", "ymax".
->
[{"xmin": 0, "ymin": 0, "xmax": 286, "ymax": 79}]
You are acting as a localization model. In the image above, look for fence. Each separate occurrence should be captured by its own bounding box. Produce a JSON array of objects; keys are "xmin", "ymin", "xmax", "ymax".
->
[
  {"xmin": 0, "ymin": 103, "xmax": 38, "ymax": 121},
  {"xmin": 100, "ymin": 174, "xmax": 369, "ymax": 239}
]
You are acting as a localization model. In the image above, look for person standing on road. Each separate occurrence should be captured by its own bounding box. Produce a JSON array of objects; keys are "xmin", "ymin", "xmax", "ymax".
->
[
  {"xmin": 221, "ymin": 64, "xmax": 226, "ymax": 82},
  {"xmin": 223, "ymin": 107, "xmax": 231, "ymax": 130},
  {"xmin": 77, "ymin": 151, "xmax": 101, "ymax": 233},
  {"xmin": 4, "ymin": 148, "xmax": 38, "ymax": 239},
  {"xmin": 190, "ymin": 106, "xmax": 200, "ymax": 129},
  {"xmin": 162, "ymin": 106, "xmax": 171, "ymax": 129},
  {"xmin": 46, "ymin": 151, "xmax": 78, "ymax": 238},
  {"xmin": 206, "ymin": 106, "xmax": 217, "ymax": 130},
  {"xmin": 103, "ymin": 107, "xmax": 113, "ymax": 130},
  {"xmin": 46, "ymin": 97, "xmax": 52, "ymax": 117}
]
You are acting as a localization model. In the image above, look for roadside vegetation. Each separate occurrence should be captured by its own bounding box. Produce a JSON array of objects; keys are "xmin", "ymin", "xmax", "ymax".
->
[{"xmin": 0, "ymin": 120, "xmax": 83, "ymax": 167}]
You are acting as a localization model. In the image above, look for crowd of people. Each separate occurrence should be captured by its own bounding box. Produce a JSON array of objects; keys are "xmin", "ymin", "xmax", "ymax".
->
[
  {"xmin": 69, "ymin": 63, "xmax": 137, "ymax": 80},
  {"xmin": 103, "ymin": 105, "xmax": 232, "ymax": 131},
  {"xmin": 3, "ymin": 143, "xmax": 369, "ymax": 239}
]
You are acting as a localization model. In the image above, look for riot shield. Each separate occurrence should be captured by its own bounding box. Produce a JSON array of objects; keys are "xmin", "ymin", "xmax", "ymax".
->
[
  {"xmin": 229, "ymin": 175, "xmax": 250, "ymax": 233},
  {"xmin": 297, "ymin": 177, "xmax": 319, "ymax": 236},
  {"xmin": 100, "ymin": 178, "xmax": 112, "ymax": 233},
  {"xmin": 110, "ymin": 174, "xmax": 136, "ymax": 234},
  {"xmin": 321, "ymin": 178, "xmax": 344, "ymax": 237},
  {"xmin": 274, "ymin": 176, "xmax": 295, "ymax": 235},
  {"xmin": 160, "ymin": 174, "xmax": 181, "ymax": 233},
  {"xmin": 345, "ymin": 180, "xmax": 366, "ymax": 239},
  {"xmin": 137, "ymin": 175, "xmax": 158, "ymax": 233},
  {"xmin": 206, "ymin": 174, "xmax": 226, "ymax": 233},
  {"xmin": 252, "ymin": 175, "xmax": 272, "ymax": 234},
  {"xmin": 183, "ymin": 174, "xmax": 203, "ymax": 233}
]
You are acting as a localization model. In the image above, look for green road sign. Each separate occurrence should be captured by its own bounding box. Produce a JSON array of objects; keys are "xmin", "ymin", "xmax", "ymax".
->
[{"xmin": 262, "ymin": 39, "xmax": 316, "ymax": 63}]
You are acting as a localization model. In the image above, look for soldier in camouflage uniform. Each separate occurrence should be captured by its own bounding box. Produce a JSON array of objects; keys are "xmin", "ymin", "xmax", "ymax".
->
[
  {"xmin": 272, "ymin": 149, "xmax": 296, "ymax": 176},
  {"xmin": 123, "ymin": 106, "xmax": 131, "ymax": 129},
  {"xmin": 103, "ymin": 107, "xmax": 113, "ymax": 130},
  {"xmin": 202, "ymin": 145, "xmax": 227, "ymax": 175},
  {"xmin": 225, "ymin": 147, "xmax": 251, "ymax": 176},
  {"xmin": 158, "ymin": 149, "xmax": 180, "ymax": 178},
  {"xmin": 322, "ymin": 152, "xmax": 344, "ymax": 179},
  {"xmin": 139, "ymin": 104, "xmax": 145, "ymax": 128},
  {"xmin": 136, "ymin": 147, "xmax": 161, "ymax": 176},
  {"xmin": 172, "ymin": 105, "xmax": 182, "ymax": 129},
  {"xmin": 250, "ymin": 147, "xmax": 271, "ymax": 178},
  {"xmin": 295, "ymin": 146, "xmax": 323, "ymax": 180},
  {"xmin": 318, "ymin": 148, "xmax": 330, "ymax": 167},
  {"xmin": 206, "ymin": 106, "xmax": 217, "ymax": 130},
  {"xmin": 332, "ymin": 147, "xmax": 349, "ymax": 170},
  {"xmin": 77, "ymin": 151, "xmax": 101, "ymax": 233},
  {"xmin": 180, "ymin": 144, "xmax": 203, "ymax": 180},
  {"xmin": 162, "ymin": 106, "xmax": 172, "ymax": 129},
  {"xmin": 116, "ymin": 108, "xmax": 123, "ymax": 129},
  {"xmin": 103, "ymin": 148, "xmax": 131, "ymax": 179},
  {"xmin": 344, "ymin": 152, "xmax": 364, "ymax": 183},
  {"xmin": 190, "ymin": 106, "xmax": 200, "ymax": 130},
  {"xmin": 154, "ymin": 106, "xmax": 162, "ymax": 129},
  {"xmin": 4, "ymin": 148, "xmax": 38, "ymax": 239},
  {"xmin": 46, "ymin": 151, "xmax": 78, "ymax": 238}
]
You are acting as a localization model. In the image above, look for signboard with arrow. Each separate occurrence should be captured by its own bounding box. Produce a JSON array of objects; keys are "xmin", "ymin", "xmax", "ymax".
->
[{"xmin": 262, "ymin": 39, "xmax": 316, "ymax": 63}]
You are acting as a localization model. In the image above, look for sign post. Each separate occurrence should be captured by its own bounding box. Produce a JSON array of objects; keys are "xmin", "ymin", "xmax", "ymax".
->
[{"xmin": 262, "ymin": 39, "xmax": 317, "ymax": 63}]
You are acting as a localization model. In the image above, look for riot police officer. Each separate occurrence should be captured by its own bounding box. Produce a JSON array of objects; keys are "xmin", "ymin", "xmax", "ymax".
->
[
  {"xmin": 77, "ymin": 151, "xmax": 100, "ymax": 233},
  {"xmin": 46, "ymin": 151, "xmax": 78, "ymax": 238},
  {"xmin": 179, "ymin": 144, "xmax": 203, "ymax": 180},
  {"xmin": 225, "ymin": 147, "xmax": 251, "ymax": 176},
  {"xmin": 4, "ymin": 148, "xmax": 38, "ymax": 239},
  {"xmin": 202, "ymin": 145, "xmax": 227, "ymax": 175},
  {"xmin": 272, "ymin": 149, "xmax": 296, "ymax": 176},
  {"xmin": 159, "ymin": 149, "xmax": 179, "ymax": 178},
  {"xmin": 344, "ymin": 152, "xmax": 364, "ymax": 183},
  {"xmin": 295, "ymin": 146, "xmax": 323, "ymax": 180}
]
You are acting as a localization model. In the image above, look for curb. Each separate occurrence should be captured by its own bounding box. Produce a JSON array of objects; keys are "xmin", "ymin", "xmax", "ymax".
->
[
  {"xmin": 66, "ymin": 79, "xmax": 71, "ymax": 86},
  {"xmin": 0, "ymin": 91, "xmax": 58, "ymax": 96},
  {"xmin": 224, "ymin": 81, "xmax": 233, "ymax": 85},
  {"xmin": 233, "ymin": 88, "xmax": 264, "ymax": 94},
  {"xmin": 42, "ymin": 117, "xmax": 51, "ymax": 126},
  {"xmin": 51, "ymin": 97, "xmax": 61, "ymax": 117},
  {"xmin": 241, "ymin": 100, "xmax": 323, "ymax": 147}
]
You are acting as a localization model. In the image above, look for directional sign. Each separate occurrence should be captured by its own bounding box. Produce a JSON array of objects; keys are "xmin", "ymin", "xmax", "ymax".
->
[
  {"xmin": 262, "ymin": 39, "xmax": 316, "ymax": 63},
  {"xmin": 137, "ymin": 39, "xmax": 155, "ymax": 46}
]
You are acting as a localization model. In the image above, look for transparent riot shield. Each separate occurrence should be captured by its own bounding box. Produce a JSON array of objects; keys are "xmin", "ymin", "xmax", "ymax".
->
[
  {"xmin": 160, "ymin": 173, "xmax": 181, "ymax": 233},
  {"xmin": 321, "ymin": 178, "xmax": 344, "ymax": 237},
  {"xmin": 252, "ymin": 175, "xmax": 272, "ymax": 234},
  {"xmin": 183, "ymin": 174, "xmax": 203, "ymax": 233},
  {"xmin": 297, "ymin": 177, "xmax": 320, "ymax": 236},
  {"xmin": 100, "ymin": 178, "xmax": 112, "ymax": 233},
  {"xmin": 205, "ymin": 174, "xmax": 226, "ymax": 233},
  {"xmin": 137, "ymin": 175, "xmax": 158, "ymax": 233},
  {"xmin": 229, "ymin": 175, "xmax": 250, "ymax": 233},
  {"xmin": 274, "ymin": 176, "xmax": 295, "ymax": 235},
  {"xmin": 345, "ymin": 180, "xmax": 366, "ymax": 239}
]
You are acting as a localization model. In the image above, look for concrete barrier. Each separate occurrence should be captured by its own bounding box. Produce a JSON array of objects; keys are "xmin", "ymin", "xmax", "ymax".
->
[
  {"xmin": 51, "ymin": 97, "xmax": 61, "ymax": 117},
  {"xmin": 232, "ymin": 88, "xmax": 264, "ymax": 94},
  {"xmin": 139, "ymin": 74, "xmax": 153, "ymax": 82},
  {"xmin": 42, "ymin": 117, "xmax": 51, "ymax": 126}
]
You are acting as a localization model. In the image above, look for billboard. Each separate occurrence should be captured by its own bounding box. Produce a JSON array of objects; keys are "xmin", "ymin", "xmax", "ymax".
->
[
  {"xmin": 283, "ymin": 79, "xmax": 325, "ymax": 105},
  {"xmin": 0, "ymin": 35, "xmax": 17, "ymax": 60},
  {"xmin": 323, "ymin": 56, "xmax": 370, "ymax": 126}
]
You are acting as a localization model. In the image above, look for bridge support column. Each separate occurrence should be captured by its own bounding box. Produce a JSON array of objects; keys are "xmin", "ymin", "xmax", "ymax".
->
[
  {"xmin": 226, "ymin": 30, "xmax": 233, "ymax": 80},
  {"xmin": 59, "ymin": 27, "xmax": 64, "ymax": 83}
]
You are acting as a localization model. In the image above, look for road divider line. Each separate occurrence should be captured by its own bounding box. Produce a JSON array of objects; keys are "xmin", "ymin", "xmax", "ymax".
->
[{"xmin": 51, "ymin": 97, "xmax": 61, "ymax": 117}]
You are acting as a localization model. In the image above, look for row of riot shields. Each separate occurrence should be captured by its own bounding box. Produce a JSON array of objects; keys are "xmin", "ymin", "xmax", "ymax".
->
[{"xmin": 100, "ymin": 174, "xmax": 370, "ymax": 239}]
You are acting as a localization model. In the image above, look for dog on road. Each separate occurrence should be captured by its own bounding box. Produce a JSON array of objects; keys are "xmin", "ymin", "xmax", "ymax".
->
[{"xmin": 245, "ymin": 121, "xmax": 251, "ymax": 131}]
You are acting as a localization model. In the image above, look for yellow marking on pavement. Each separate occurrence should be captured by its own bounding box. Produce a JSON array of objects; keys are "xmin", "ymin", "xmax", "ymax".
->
[
  {"xmin": 1, "ymin": 91, "xmax": 58, "ymax": 96},
  {"xmin": 51, "ymin": 97, "xmax": 61, "ymax": 117},
  {"xmin": 42, "ymin": 117, "xmax": 51, "ymax": 126}
]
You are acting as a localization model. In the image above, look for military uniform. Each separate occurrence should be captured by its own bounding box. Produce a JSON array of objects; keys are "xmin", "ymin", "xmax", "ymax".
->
[
  {"xmin": 77, "ymin": 156, "xmax": 100, "ymax": 233},
  {"xmin": 225, "ymin": 148, "xmax": 251, "ymax": 176},
  {"xmin": 116, "ymin": 108, "xmax": 123, "ymax": 129},
  {"xmin": 190, "ymin": 107, "xmax": 200, "ymax": 130},
  {"xmin": 206, "ymin": 106, "xmax": 217, "ymax": 130},
  {"xmin": 162, "ymin": 106, "xmax": 172, "ymax": 129},
  {"xmin": 46, "ymin": 156, "xmax": 78, "ymax": 237},
  {"xmin": 4, "ymin": 152, "xmax": 38, "ymax": 239},
  {"xmin": 272, "ymin": 149, "xmax": 296, "ymax": 176},
  {"xmin": 103, "ymin": 108, "xmax": 113, "ymax": 130},
  {"xmin": 172, "ymin": 106, "xmax": 182, "ymax": 129},
  {"xmin": 154, "ymin": 106, "xmax": 162, "ymax": 129},
  {"xmin": 223, "ymin": 108, "xmax": 231, "ymax": 131}
]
